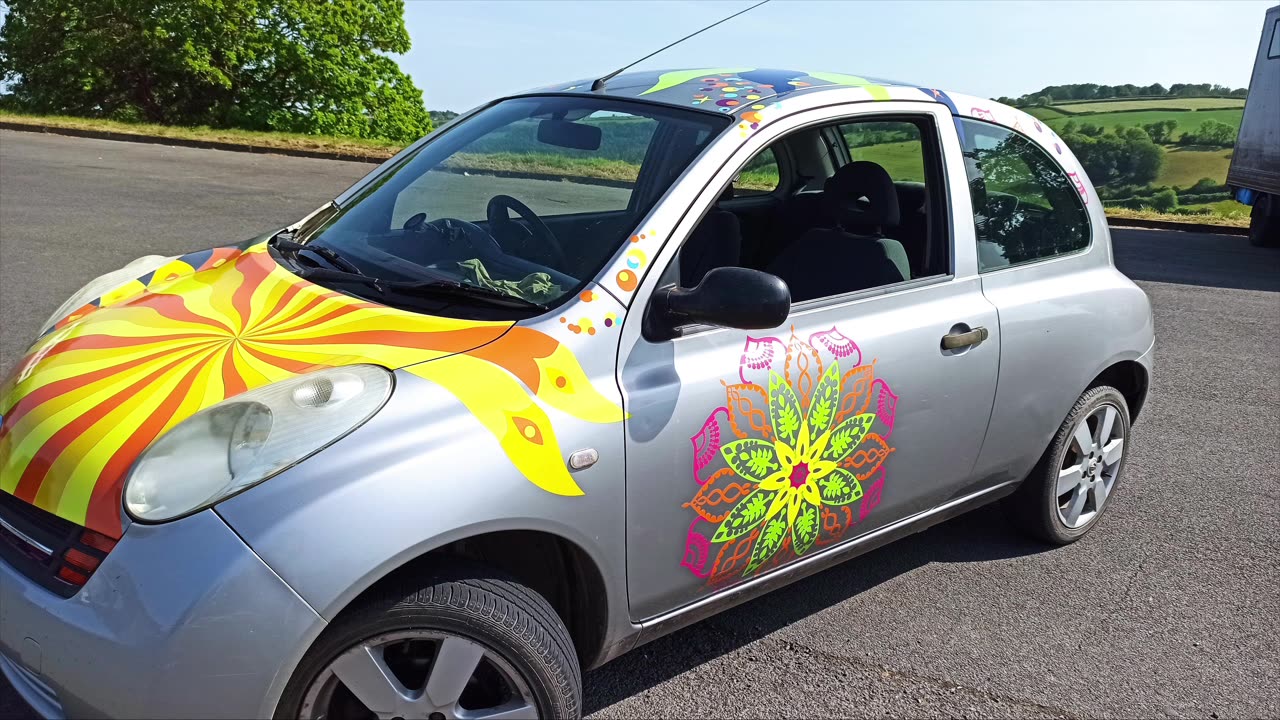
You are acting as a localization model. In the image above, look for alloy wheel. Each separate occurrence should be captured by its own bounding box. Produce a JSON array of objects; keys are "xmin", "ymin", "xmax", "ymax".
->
[
  {"xmin": 1055, "ymin": 403, "xmax": 1125, "ymax": 529},
  {"xmin": 300, "ymin": 630, "xmax": 538, "ymax": 720}
]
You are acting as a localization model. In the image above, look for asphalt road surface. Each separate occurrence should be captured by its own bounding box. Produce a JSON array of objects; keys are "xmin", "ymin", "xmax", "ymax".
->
[{"xmin": 2, "ymin": 130, "xmax": 1278, "ymax": 719}]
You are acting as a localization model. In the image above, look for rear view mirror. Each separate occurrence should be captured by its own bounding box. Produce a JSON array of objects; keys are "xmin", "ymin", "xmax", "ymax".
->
[
  {"xmin": 644, "ymin": 267, "xmax": 791, "ymax": 341},
  {"xmin": 537, "ymin": 119, "xmax": 602, "ymax": 151}
]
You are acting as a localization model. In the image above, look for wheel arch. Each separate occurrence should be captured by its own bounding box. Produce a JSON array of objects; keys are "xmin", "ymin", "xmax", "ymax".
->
[
  {"xmin": 1088, "ymin": 359, "xmax": 1149, "ymax": 422},
  {"xmin": 330, "ymin": 528, "xmax": 612, "ymax": 670}
]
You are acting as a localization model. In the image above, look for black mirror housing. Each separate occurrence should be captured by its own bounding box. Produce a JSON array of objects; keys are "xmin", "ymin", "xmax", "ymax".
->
[{"xmin": 645, "ymin": 267, "xmax": 790, "ymax": 341}]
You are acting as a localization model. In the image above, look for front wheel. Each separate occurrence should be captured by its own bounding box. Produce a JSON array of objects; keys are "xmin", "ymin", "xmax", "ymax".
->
[
  {"xmin": 277, "ymin": 561, "xmax": 581, "ymax": 720},
  {"xmin": 1011, "ymin": 385, "xmax": 1130, "ymax": 545}
]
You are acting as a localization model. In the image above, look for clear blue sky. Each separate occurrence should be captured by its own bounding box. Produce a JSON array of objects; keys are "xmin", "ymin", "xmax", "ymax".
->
[{"xmin": 397, "ymin": 0, "xmax": 1273, "ymax": 111}]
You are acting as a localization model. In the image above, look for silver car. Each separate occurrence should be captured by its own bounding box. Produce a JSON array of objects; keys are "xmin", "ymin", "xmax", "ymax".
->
[{"xmin": 0, "ymin": 68, "xmax": 1153, "ymax": 720}]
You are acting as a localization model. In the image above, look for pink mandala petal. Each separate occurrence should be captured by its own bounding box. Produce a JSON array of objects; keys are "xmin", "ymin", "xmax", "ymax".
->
[
  {"xmin": 808, "ymin": 327, "xmax": 861, "ymax": 365},
  {"xmin": 739, "ymin": 335, "xmax": 786, "ymax": 385},
  {"xmin": 872, "ymin": 378, "xmax": 899, "ymax": 439},
  {"xmin": 859, "ymin": 468, "xmax": 886, "ymax": 522},
  {"xmin": 681, "ymin": 519, "xmax": 712, "ymax": 577},
  {"xmin": 691, "ymin": 407, "xmax": 728, "ymax": 484}
]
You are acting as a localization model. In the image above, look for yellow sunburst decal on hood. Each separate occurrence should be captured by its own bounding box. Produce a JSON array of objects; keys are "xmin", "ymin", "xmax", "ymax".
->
[{"xmin": 0, "ymin": 242, "xmax": 622, "ymax": 537}]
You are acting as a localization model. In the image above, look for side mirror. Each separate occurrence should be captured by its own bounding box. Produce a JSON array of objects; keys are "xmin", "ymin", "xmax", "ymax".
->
[{"xmin": 644, "ymin": 267, "xmax": 791, "ymax": 341}]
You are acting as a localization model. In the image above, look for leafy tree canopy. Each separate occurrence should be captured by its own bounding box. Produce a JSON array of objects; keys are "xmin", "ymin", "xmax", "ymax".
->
[
  {"xmin": 1059, "ymin": 122, "xmax": 1164, "ymax": 187},
  {"xmin": 999, "ymin": 81, "xmax": 1247, "ymax": 107},
  {"xmin": 0, "ymin": 0, "xmax": 433, "ymax": 142}
]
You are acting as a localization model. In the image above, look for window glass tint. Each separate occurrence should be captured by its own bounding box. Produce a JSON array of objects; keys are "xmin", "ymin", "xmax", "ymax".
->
[
  {"xmin": 959, "ymin": 118, "xmax": 1090, "ymax": 271},
  {"xmin": 1270, "ymin": 17, "xmax": 1280, "ymax": 58},
  {"xmin": 840, "ymin": 121, "xmax": 925, "ymax": 183},
  {"xmin": 734, "ymin": 146, "xmax": 781, "ymax": 196}
]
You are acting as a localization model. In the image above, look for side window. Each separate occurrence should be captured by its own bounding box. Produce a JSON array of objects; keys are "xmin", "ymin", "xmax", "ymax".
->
[
  {"xmin": 672, "ymin": 114, "xmax": 947, "ymax": 304},
  {"xmin": 959, "ymin": 118, "xmax": 1090, "ymax": 271},
  {"xmin": 839, "ymin": 121, "xmax": 926, "ymax": 183},
  {"xmin": 734, "ymin": 146, "xmax": 781, "ymax": 196}
]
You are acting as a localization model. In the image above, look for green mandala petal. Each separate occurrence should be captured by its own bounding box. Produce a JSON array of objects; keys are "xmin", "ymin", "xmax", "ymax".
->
[
  {"xmin": 721, "ymin": 438, "xmax": 782, "ymax": 482},
  {"xmin": 745, "ymin": 515, "xmax": 788, "ymax": 574},
  {"xmin": 821, "ymin": 413, "xmax": 875, "ymax": 464},
  {"xmin": 806, "ymin": 362, "xmax": 841, "ymax": 441},
  {"xmin": 817, "ymin": 467, "xmax": 864, "ymax": 506},
  {"xmin": 711, "ymin": 487, "xmax": 779, "ymax": 543},
  {"xmin": 769, "ymin": 371, "xmax": 804, "ymax": 448},
  {"xmin": 791, "ymin": 502, "xmax": 820, "ymax": 555}
]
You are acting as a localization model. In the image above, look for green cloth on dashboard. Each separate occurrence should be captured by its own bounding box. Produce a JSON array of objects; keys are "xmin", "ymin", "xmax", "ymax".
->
[{"xmin": 457, "ymin": 258, "xmax": 560, "ymax": 303}]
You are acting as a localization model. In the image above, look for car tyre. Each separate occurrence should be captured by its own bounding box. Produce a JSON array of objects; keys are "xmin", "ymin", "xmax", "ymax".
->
[
  {"xmin": 277, "ymin": 559, "xmax": 581, "ymax": 720},
  {"xmin": 1249, "ymin": 193, "xmax": 1280, "ymax": 248},
  {"xmin": 1011, "ymin": 385, "xmax": 1130, "ymax": 545}
]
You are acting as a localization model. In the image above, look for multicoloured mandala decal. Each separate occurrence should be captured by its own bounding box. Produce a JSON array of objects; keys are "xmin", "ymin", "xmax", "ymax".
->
[
  {"xmin": 681, "ymin": 327, "xmax": 898, "ymax": 585},
  {"xmin": 0, "ymin": 242, "xmax": 623, "ymax": 538}
]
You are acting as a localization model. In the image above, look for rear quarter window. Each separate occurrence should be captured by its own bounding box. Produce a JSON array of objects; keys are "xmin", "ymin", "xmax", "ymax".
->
[{"xmin": 958, "ymin": 118, "xmax": 1091, "ymax": 271}]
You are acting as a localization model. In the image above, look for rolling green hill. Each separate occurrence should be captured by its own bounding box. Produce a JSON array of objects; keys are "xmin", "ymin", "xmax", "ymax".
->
[
  {"xmin": 1023, "ymin": 99, "xmax": 1242, "ymax": 194},
  {"xmin": 1025, "ymin": 106, "xmax": 1244, "ymax": 136},
  {"xmin": 1019, "ymin": 96, "xmax": 1247, "ymax": 221},
  {"xmin": 1050, "ymin": 97, "xmax": 1245, "ymax": 113}
]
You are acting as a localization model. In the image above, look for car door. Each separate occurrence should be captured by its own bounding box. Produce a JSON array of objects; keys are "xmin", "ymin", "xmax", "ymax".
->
[{"xmin": 618, "ymin": 101, "xmax": 1002, "ymax": 620}]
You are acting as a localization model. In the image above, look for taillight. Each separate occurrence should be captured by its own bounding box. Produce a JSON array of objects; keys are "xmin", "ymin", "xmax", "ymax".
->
[{"xmin": 55, "ymin": 529, "xmax": 117, "ymax": 588}]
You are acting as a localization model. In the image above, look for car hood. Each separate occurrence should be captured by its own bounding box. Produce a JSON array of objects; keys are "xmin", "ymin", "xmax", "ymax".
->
[{"xmin": 0, "ymin": 241, "xmax": 511, "ymax": 538}]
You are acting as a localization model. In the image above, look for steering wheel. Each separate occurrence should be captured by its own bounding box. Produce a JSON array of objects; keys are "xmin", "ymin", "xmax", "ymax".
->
[
  {"xmin": 486, "ymin": 194, "xmax": 568, "ymax": 268},
  {"xmin": 403, "ymin": 213, "xmax": 502, "ymax": 257}
]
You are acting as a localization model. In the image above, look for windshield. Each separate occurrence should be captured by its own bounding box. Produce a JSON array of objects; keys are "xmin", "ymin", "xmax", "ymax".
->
[{"xmin": 296, "ymin": 95, "xmax": 728, "ymax": 315}]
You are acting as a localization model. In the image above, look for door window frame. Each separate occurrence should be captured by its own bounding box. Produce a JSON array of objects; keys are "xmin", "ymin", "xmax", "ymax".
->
[{"xmin": 628, "ymin": 101, "xmax": 976, "ymax": 340}]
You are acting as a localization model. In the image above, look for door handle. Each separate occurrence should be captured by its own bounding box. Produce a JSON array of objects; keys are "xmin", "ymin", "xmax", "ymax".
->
[{"xmin": 941, "ymin": 326, "xmax": 989, "ymax": 350}]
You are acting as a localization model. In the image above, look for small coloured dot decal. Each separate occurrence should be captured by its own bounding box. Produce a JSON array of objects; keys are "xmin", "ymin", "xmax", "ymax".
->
[{"xmin": 617, "ymin": 269, "xmax": 638, "ymax": 292}]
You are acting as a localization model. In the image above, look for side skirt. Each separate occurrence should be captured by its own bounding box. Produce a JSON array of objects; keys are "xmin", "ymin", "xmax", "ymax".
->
[{"xmin": 629, "ymin": 480, "xmax": 1020, "ymax": 651}]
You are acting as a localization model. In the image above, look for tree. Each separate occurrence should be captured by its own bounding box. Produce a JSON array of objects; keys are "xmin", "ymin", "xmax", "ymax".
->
[
  {"xmin": 0, "ymin": 0, "xmax": 433, "ymax": 142},
  {"xmin": 1061, "ymin": 126, "xmax": 1163, "ymax": 187},
  {"xmin": 1150, "ymin": 188, "xmax": 1178, "ymax": 212},
  {"xmin": 1141, "ymin": 119, "xmax": 1178, "ymax": 144},
  {"xmin": 1180, "ymin": 119, "xmax": 1237, "ymax": 147}
]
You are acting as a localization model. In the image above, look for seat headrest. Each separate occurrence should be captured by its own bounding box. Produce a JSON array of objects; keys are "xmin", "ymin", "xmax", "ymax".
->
[{"xmin": 822, "ymin": 161, "xmax": 900, "ymax": 229}]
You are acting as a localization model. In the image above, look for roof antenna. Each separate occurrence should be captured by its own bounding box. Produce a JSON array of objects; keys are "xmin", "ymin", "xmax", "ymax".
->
[{"xmin": 590, "ymin": 0, "xmax": 771, "ymax": 92}]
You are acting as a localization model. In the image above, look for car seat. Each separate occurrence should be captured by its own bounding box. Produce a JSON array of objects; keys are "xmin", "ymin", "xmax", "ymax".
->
[{"xmin": 765, "ymin": 162, "xmax": 908, "ymax": 302}]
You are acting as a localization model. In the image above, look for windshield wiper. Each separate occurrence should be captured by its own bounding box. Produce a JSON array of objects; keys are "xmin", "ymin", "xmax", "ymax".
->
[
  {"xmin": 294, "ymin": 266, "xmax": 548, "ymax": 312},
  {"xmin": 270, "ymin": 234, "xmax": 366, "ymax": 277}
]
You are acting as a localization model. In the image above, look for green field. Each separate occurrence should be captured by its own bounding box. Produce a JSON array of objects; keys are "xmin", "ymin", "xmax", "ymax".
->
[
  {"xmin": 1030, "ymin": 107, "xmax": 1244, "ymax": 135},
  {"xmin": 1025, "ymin": 106, "xmax": 1070, "ymax": 120},
  {"xmin": 1157, "ymin": 146, "xmax": 1234, "ymax": 188},
  {"xmin": 1052, "ymin": 97, "xmax": 1245, "ymax": 113}
]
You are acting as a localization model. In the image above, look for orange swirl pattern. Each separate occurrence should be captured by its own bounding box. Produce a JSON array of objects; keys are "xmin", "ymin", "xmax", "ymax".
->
[{"xmin": 0, "ymin": 242, "xmax": 622, "ymax": 538}]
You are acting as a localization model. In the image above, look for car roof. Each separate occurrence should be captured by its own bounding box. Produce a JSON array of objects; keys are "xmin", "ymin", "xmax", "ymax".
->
[
  {"xmin": 516, "ymin": 67, "xmax": 1064, "ymax": 155},
  {"xmin": 523, "ymin": 67, "xmax": 928, "ymax": 114}
]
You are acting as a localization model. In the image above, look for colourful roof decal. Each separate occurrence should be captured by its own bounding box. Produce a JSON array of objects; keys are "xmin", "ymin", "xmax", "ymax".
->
[{"xmin": 641, "ymin": 68, "xmax": 752, "ymax": 95}]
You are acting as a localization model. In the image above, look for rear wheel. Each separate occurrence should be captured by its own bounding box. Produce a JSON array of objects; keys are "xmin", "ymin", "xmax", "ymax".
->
[
  {"xmin": 1249, "ymin": 193, "xmax": 1280, "ymax": 248},
  {"xmin": 278, "ymin": 561, "xmax": 581, "ymax": 720},
  {"xmin": 1011, "ymin": 385, "xmax": 1130, "ymax": 545}
]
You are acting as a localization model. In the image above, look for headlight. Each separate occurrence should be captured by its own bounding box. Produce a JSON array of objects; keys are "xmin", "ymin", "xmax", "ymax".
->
[
  {"xmin": 39, "ymin": 255, "xmax": 175, "ymax": 334},
  {"xmin": 124, "ymin": 365, "xmax": 393, "ymax": 523}
]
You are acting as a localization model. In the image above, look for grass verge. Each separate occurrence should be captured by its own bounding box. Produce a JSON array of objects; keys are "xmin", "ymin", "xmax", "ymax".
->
[
  {"xmin": 0, "ymin": 110, "xmax": 403, "ymax": 159},
  {"xmin": 1104, "ymin": 207, "xmax": 1248, "ymax": 228}
]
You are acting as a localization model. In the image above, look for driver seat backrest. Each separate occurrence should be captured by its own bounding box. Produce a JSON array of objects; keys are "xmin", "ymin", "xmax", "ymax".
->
[
  {"xmin": 680, "ymin": 186, "xmax": 742, "ymax": 287},
  {"xmin": 765, "ymin": 162, "xmax": 906, "ymax": 302}
]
